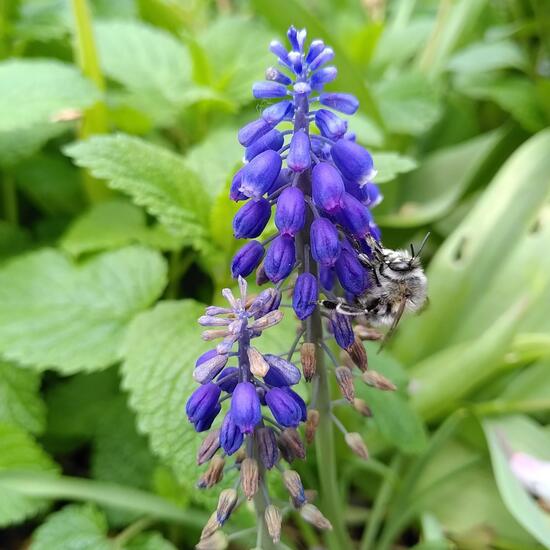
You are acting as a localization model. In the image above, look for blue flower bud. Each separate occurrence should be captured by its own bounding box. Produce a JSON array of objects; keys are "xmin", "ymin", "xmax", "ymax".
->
[
  {"xmin": 244, "ymin": 129, "xmax": 284, "ymax": 162},
  {"xmin": 281, "ymin": 387, "xmax": 307, "ymax": 422},
  {"xmin": 306, "ymin": 39, "xmax": 325, "ymax": 63},
  {"xmin": 309, "ymin": 47, "xmax": 334, "ymax": 71},
  {"xmin": 229, "ymin": 168, "xmax": 247, "ymax": 201},
  {"xmin": 288, "ymin": 51, "xmax": 303, "ymax": 73},
  {"xmin": 319, "ymin": 265, "xmax": 335, "ymax": 291},
  {"xmin": 186, "ymin": 383, "xmax": 221, "ymax": 423},
  {"xmin": 264, "ymin": 235, "xmax": 296, "ymax": 283},
  {"xmin": 232, "ymin": 381, "xmax": 261, "ymax": 434},
  {"xmin": 233, "ymin": 198, "xmax": 271, "ymax": 239},
  {"xmin": 257, "ymin": 426, "xmax": 279, "ymax": 469},
  {"xmin": 269, "ymin": 40, "xmax": 290, "ymax": 64},
  {"xmin": 194, "ymin": 349, "xmax": 228, "ymax": 384},
  {"xmin": 331, "ymin": 311, "xmax": 355, "ymax": 350},
  {"xmin": 331, "ymin": 139, "xmax": 376, "ymax": 187},
  {"xmin": 264, "ymin": 354, "xmax": 301, "ymax": 386},
  {"xmin": 319, "ymin": 92, "xmax": 359, "ymax": 115},
  {"xmin": 275, "ymin": 187, "xmax": 306, "ymax": 236},
  {"xmin": 312, "ymin": 162, "xmax": 345, "ymax": 214},
  {"xmin": 310, "ymin": 217, "xmax": 341, "ymax": 267},
  {"xmin": 265, "ymin": 387, "xmax": 302, "ymax": 428},
  {"xmin": 231, "ymin": 240, "xmax": 265, "ymax": 278},
  {"xmin": 287, "ymin": 129, "xmax": 311, "ymax": 172},
  {"xmin": 217, "ymin": 367, "xmax": 238, "ymax": 393},
  {"xmin": 360, "ymin": 182, "xmax": 383, "ymax": 208},
  {"xmin": 262, "ymin": 100, "xmax": 293, "ymax": 125},
  {"xmin": 369, "ymin": 222, "xmax": 382, "ymax": 241},
  {"xmin": 267, "ymin": 167, "xmax": 292, "ymax": 195},
  {"xmin": 335, "ymin": 192, "xmax": 372, "ymax": 238},
  {"xmin": 292, "ymin": 272, "xmax": 318, "ymax": 320},
  {"xmin": 335, "ymin": 247, "xmax": 369, "ymax": 295},
  {"xmin": 238, "ymin": 118, "xmax": 272, "ymax": 147},
  {"xmin": 265, "ymin": 66, "xmax": 292, "ymax": 85},
  {"xmin": 253, "ymin": 81, "xmax": 288, "ymax": 99},
  {"xmin": 315, "ymin": 109, "xmax": 347, "ymax": 140},
  {"xmin": 287, "ymin": 25, "xmax": 300, "ymax": 51},
  {"xmin": 239, "ymin": 149, "xmax": 282, "ymax": 199},
  {"xmin": 220, "ymin": 412, "xmax": 244, "ymax": 455},
  {"xmin": 194, "ymin": 403, "xmax": 221, "ymax": 432},
  {"xmin": 311, "ymin": 67, "xmax": 337, "ymax": 89}
]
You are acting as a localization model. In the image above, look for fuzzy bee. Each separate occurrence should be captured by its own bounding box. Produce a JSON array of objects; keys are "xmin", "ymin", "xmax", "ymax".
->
[{"xmin": 322, "ymin": 233, "xmax": 429, "ymax": 344}]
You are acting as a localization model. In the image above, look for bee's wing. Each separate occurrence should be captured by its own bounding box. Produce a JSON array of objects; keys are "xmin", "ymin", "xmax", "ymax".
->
[{"xmin": 377, "ymin": 298, "xmax": 407, "ymax": 353}]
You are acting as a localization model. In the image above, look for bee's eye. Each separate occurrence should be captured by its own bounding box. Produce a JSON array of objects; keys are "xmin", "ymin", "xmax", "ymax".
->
[{"xmin": 389, "ymin": 260, "xmax": 411, "ymax": 272}]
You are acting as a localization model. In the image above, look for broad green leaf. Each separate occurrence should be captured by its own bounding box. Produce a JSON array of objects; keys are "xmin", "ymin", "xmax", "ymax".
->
[
  {"xmin": 484, "ymin": 416, "xmax": 550, "ymax": 547},
  {"xmin": 64, "ymin": 134, "xmax": 209, "ymax": 246},
  {"xmin": 350, "ymin": 113, "xmax": 384, "ymax": 148},
  {"xmin": 0, "ymin": 246, "xmax": 167, "ymax": 373},
  {"xmin": 0, "ymin": 423, "xmax": 58, "ymax": 527},
  {"xmin": 500, "ymin": 360, "xmax": 550, "ymax": 402},
  {"xmin": 61, "ymin": 200, "xmax": 182, "ymax": 256},
  {"xmin": 394, "ymin": 130, "xmax": 550, "ymax": 363},
  {"xmin": 125, "ymin": 532, "xmax": 178, "ymax": 550},
  {"xmin": 0, "ymin": 222, "xmax": 31, "ymax": 262},
  {"xmin": 0, "ymin": 60, "xmax": 99, "ymax": 133},
  {"xmin": 0, "ymin": 362, "xmax": 45, "ymax": 435},
  {"xmin": 372, "ymin": 152, "xmax": 417, "ymax": 184},
  {"xmin": 448, "ymin": 40, "xmax": 527, "ymax": 73},
  {"xmin": 14, "ymin": 0, "xmax": 71, "ymax": 42},
  {"xmin": 30, "ymin": 504, "xmax": 111, "ymax": 550},
  {"xmin": 121, "ymin": 301, "xmax": 209, "ymax": 485},
  {"xmin": 95, "ymin": 20, "xmax": 192, "ymax": 124},
  {"xmin": 375, "ymin": 72, "xmax": 442, "ymax": 135}
]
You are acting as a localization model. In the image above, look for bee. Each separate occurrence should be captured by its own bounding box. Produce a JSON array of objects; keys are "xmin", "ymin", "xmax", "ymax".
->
[{"xmin": 322, "ymin": 233, "xmax": 429, "ymax": 345}]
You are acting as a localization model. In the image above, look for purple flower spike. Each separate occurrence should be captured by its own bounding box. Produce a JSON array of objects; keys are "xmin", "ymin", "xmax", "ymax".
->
[
  {"xmin": 319, "ymin": 92, "xmax": 359, "ymax": 114},
  {"xmin": 331, "ymin": 139, "xmax": 376, "ymax": 187},
  {"xmin": 264, "ymin": 235, "xmax": 296, "ymax": 283},
  {"xmin": 275, "ymin": 187, "xmax": 306, "ymax": 236},
  {"xmin": 194, "ymin": 350, "xmax": 228, "ymax": 384},
  {"xmin": 217, "ymin": 367, "xmax": 239, "ymax": 393},
  {"xmin": 292, "ymin": 272, "xmax": 318, "ymax": 320},
  {"xmin": 335, "ymin": 247, "xmax": 369, "ymax": 295},
  {"xmin": 312, "ymin": 162, "xmax": 345, "ymax": 214},
  {"xmin": 319, "ymin": 265, "xmax": 335, "ymax": 291},
  {"xmin": 257, "ymin": 427, "xmax": 279, "ymax": 469},
  {"xmin": 265, "ymin": 387, "xmax": 302, "ymax": 428},
  {"xmin": 309, "ymin": 47, "xmax": 334, "ymax": 71},
  {"xmin": 231, "ymin": 240, "xmax": 265, "ymax": 278},
  {"xmin": 269, "ymin": 40, "xmax": 290, "ymax": 63},
  {"xmin": 239, "ymin": 149, "xmax": 282, "ymax": 200},
  {"xmin": 220, "ymin": 412, "xmax": 244, "ymax": 455},
  {"xmin": 238, "ymin": 118, "xmax": 272, "ymax": 147},
  {"xmin": 311, "ymin": 67, "xmax": 337, "ymax": 89},
  {"xmin": 264, "ymin": 354, "xmax": 301, "ymax": 385},
  {"xmin": 186, "ymin": 383, "xmax": 221, "ymax": 424},
  {"xmin": 232, "ymin": 382, "xmax": 261, "ymax": 434},
  {"xmin": 306, "ymin": 39, "xmax": 325, "ymax": 63},
  {"xmin": 253, "ymin": 81, "xmax": 288, "ymax": 99},
  {"xmin": 331, "ymin": 311, "xmax": 355, "ymax": 350},
  {"xmin": 229, "ymin": 168, "xmax": 247, "ymax": 201},
  {"xmin": 233, "ymin": 198, "xmax": 271, "ymax": 239},
  {"xmin": 194, "ymin": 403, "xmax": 221, "ymax": 432},
  {"xmin": 282, "ymin": 387, "xmax": 307, "ymax": 422},
  {"xmin": 262, "ymin": 100, "xmax": 294, "ymax": 125},
  {"xmin": 267, "ymin": 167, "xmax": 292, "ymax": 195},
  {"xmin": 315, "ymin": 109, "xmax": 347, "ymax": 140},
  {"xmin": 266, "ymin": 66, "xmax": 292, "ymax": 85},
  {"xmin": 287, "ymin": 129, "xmax": 311, "ymax": 172},
  {"xmin": 335, "ymin": 193, "xmax": 372, "ymax": 238},
  {"xmin": 310, "ymin": 217, "xmax": 341, "ymax": 267},
  {"xmin": 245, "ymin": 129, "xmax": 284, "ymax": 162},
  {"xmin": 361, "ymin": 182, "xmax": 383, "ymax": 208}
]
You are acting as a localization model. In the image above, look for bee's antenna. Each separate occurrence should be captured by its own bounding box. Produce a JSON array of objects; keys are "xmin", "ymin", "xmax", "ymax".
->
[
  {"xmin": 410, "ymin": 243, "xmax": 415, "ymax": 257},
  {"xmin": 414, "ymin": 232, "xmax": 431, "ymax": 259}
]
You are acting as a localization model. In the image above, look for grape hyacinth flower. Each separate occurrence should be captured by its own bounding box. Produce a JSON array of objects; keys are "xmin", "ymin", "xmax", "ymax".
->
[{"xmin": 188, "ymin": 26, "xmax": 397, "ymax": 549}]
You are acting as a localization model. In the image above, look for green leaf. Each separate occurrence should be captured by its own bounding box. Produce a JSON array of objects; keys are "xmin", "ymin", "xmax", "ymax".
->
[
  {"xmin": 372, "ymin": 152, "xmax": 418, "ymax": 184},
  {"xmin": 61, "ymin": 200, "xmax": 182, "ymax": 256},
  {"xmin": 375, "ymin": 72, "xmax": 442, "ymax": 135},
  {"xmin": 0, "ymin": 422, "xmax": 58, "ymax": 528},
  {"xmin": 448, "ymin": 40, "xmax": 527, "ymax": 74},
  {"xmin": 64, "ymin": 134, "xmax": 209, "ymax": 246},
  {"xmin": 0, "ymin": 246, "xmax": 167, "ymax": 373},
  {"xmin": 121, "ymin": 301, "xmax": 209, "ymax": 487},
  {"xmin": 125, "ymin": 532, "xmax": 178, "ymax": 550},
  {"xmin": 0, "ymin": 221, "xmax": 31, "ymax": 262},
  {"xmin": 0, "ymin": 362, "xmax": 45, "ymax": 435},
  {"xmin": 483, "ymin": 416, "xmax": 550, "ymax": 547},
  {"xmin": 30, "ymin": 504, "xmax": 111, "ymax": 550},
  {"xmin": 0, "ymin": 60, "xmax": 99, "ymax": 133}
]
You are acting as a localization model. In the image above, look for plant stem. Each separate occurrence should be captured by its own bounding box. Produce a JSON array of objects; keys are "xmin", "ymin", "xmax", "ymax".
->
[
  {"xmin": 70, "ymin": 0, "xmax": 111, "ymax": 203},
  {"xmin": 2, "ymin": 172, "xmax": 17, "ymax": 225},
  {"xmin": 114, "ymin": 517, "xmax": 155, "ymax": 548},
  {"xmin": 0, "ymin": 472, "xmax": 207, "ymax": 527}
]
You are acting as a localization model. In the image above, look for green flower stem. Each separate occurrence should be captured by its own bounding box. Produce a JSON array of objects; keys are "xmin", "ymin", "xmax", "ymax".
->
[
  {"xmin": 70, "ymin": 0, "xmax": 111, "ymax": 203},
  {"xmin": 0, "ymin": 471, "xmax": 207, "ymax": 528},
  {"xmin": 113, "ymin": 517, "xmax": 155, "ymax": 548}
]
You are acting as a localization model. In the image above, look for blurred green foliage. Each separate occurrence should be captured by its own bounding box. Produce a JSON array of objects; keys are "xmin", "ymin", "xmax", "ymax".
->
[{"xmin": 0, "ymin": 0, "xmax": 549, "ymax": 548}]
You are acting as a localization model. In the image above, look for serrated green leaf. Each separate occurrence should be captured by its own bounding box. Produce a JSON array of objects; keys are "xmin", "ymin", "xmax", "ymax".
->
[
  {"xmin": 61, "ymin": 200, "xmax": 182, "ymax": 256},
  {"xmin": 0, "ymin": 422, "xmax": 58, "ymax": 527},
  {"xmin": 372, "ymin": 152, "xmax": 417, "ymax": 184},
  {"xmin": 121, "ymin": 301, "xmax": 208, "ymax": 486},
  {"xmin": 0, "ymin": 60, "xmax": 99, "ymax": 133},
  {"xmin": 448, "ymin": 40, "xmax": 527, "ymax": 74},
  {"xmin": 29, "ymin": 503, "xmax": 111, "ymax": 550},
  {"xmin": 0, "ymin": 362, "xmax": 45, "ymax": 435},
  {"xmin": 64, "ymin": 134, "xmax": 209, "ymax": 246},
  {"xmin": 0, "ymin": 246, "xmax": 167, "ymax": 373}
]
